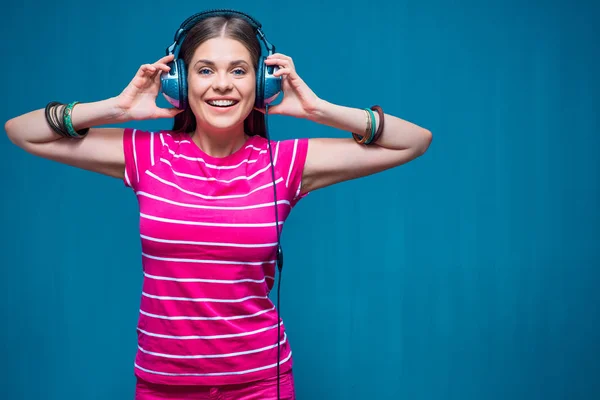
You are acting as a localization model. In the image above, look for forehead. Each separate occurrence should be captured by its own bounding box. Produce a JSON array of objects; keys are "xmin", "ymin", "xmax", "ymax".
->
[{"xmin": 192, "ymin": 37, "xmax": 252, "ymax": 63}]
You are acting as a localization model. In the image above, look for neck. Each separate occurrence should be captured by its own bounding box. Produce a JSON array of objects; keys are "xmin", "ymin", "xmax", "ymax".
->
[{"xmin": 192, "ymin": 123, "xmax": 248, "ymax": 158}]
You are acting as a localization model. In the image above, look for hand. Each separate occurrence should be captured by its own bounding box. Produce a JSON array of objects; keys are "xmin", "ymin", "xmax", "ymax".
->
[
  {"xmin": 258, "ymin": 53, "xmax": 321, "ymax": 119},
  {"xmin": 114, "ymin": 54, "xmax": 183, "ymax": 121}
]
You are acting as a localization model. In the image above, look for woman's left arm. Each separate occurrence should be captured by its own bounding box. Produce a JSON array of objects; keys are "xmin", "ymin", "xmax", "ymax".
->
[
  {"xmin": 263, "ymin": 53, "xmax": 432, "ymax": 194},
  {"xmin": 301, "ymin": 100, "xmax": 432, "ymax": 193}
]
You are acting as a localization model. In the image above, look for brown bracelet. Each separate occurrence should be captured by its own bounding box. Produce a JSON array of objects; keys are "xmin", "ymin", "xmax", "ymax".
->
[{"xmin": 369, "ymin": 105, "xmax": 384, "ymax": 144}]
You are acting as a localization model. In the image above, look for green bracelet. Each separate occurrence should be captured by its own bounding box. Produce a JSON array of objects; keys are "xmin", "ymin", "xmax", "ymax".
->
[
  {"xmin": 63, "ymin": 101, "xmax": 83, "ymax": 138},
  {"xmin": 364, "ymin": 108, "xmax": 377, "ymax": 144}
]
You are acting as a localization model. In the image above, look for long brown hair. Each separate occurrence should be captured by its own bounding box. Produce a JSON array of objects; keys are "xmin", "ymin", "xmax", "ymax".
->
[{"xmin": 171, "ymin": 16, "xmax": 267, "ymax": 138}]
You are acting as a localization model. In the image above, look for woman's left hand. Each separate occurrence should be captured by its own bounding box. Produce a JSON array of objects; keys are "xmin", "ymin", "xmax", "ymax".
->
[{"xmin": 258, "ymin": 53, "xmax": 320, "ymax": 118}]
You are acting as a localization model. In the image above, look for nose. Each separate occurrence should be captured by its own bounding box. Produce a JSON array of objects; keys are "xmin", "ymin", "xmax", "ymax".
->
[{"xmin": 212, "ymin": 71, "xmax": 233, "ymax": 92}]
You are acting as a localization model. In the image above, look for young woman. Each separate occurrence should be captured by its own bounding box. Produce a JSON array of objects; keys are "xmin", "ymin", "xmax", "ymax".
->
[{"xmin": 4, "ymin": 10, "xmax": 431, "ymax": 400}]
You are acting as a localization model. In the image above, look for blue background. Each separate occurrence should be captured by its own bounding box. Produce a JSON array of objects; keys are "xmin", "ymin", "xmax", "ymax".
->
[{"xmin": 1, "ymin": 0, "xmax": 598, "ymax": 399}]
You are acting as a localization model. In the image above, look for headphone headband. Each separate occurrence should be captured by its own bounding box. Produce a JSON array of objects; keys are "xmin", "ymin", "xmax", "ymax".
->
[{"xmin": 166, "ymin": 9, "xmax": 273, "ymax": 57}]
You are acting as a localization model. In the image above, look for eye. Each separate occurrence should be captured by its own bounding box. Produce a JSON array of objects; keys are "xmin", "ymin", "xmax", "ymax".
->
[
  {"xmin": 198, "ymin": 68, "xmax": 212, "ymax": 75},
  {"xmin": 232, "ymin": 68, "xmax": 246, "ymax": 76}
]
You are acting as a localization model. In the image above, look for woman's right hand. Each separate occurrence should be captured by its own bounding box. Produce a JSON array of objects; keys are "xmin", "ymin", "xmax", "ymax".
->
[{"xmin": 114, "ymin": 54, "xmax": 183, "ymax": 121}]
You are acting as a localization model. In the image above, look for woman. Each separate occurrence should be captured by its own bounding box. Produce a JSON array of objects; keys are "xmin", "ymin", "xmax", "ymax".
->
[{"xmin": 4, "ymin": 10, "xmax": 431, "ymax": 400}]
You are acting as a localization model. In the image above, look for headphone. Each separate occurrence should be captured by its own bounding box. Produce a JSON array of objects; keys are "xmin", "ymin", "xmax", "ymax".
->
[
  {"xmin": 160, "ymin": 9, "xmax": 282, "ymax": 110},
  {"xmin": 160, "ymin": 10, "xmax": 286, "ymax": 400}
]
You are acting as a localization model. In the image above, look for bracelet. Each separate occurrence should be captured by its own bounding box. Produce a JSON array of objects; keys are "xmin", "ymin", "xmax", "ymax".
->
[
  {"xmin": 44, "ymin": 101, "xmax": 90, "ymax": 138},
  {"xmin": 352, "ymin": 108, "xmax": 373, "ymax": 145},
  {"xmin": 45, "ymin": 101, "xmax": 67, "ymax": 136},
  {"xmin": 368, "ymin": 105, "xmax": 384, "ymax": 144},
  {"xmin": 63, "ymin": 101, "xmax": 90, "ymax": 138},
  {"xmin": 364, "ymin": 108, "xmax": 377, "ymax": 145}
]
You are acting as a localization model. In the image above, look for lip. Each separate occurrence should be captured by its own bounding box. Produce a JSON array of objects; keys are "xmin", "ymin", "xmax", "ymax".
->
[{"xmin": 205, "ymin": 97, "xmax": 240, "ymax": 102}]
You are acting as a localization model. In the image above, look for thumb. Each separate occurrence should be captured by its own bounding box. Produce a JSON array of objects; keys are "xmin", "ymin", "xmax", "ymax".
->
[
  {"xmin": 264, "ymin": 104, "xmax": 283, "ymax": 115},
  {"xmin": 155, "ymin": 107, "xmax": 184, "ymax": 119}
]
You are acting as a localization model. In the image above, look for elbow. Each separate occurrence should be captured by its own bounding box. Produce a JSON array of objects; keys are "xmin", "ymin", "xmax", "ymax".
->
[
  {"xmin": 4, "ymin": 118, "xmax": 17, "ymax": 145},
  {"xmin": 5, "ymin": 118, "xmax": 26, "ymax": 148},
  {"xmin": 418, "ymin": 128, "xmax": 432, "ymax": 155}
]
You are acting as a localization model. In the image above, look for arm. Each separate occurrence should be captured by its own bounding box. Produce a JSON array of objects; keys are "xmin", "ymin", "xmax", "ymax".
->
[
  {"xmin": 301, "ymin": 100, "xmax": 432, "ymax": 193},
  {"xmin": 263, "ymin": 53, "xmax": 432, "ymax": 195},
  {"xmin": 4, "ymin": 54, "xmax": 180, "ymax": 179},
  {"xmin": 5, "ymin": 98, "xmax": 127, "ymax": 178}
]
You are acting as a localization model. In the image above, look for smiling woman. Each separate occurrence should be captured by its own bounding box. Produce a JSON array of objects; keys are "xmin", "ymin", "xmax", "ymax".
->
[
  {"xmin": 3, "ymin": 8, "xmax": 431, "ymax": 400},
  {"xmin": 185, "ymin": 37, "xmax": 257, "ymax": 151}
]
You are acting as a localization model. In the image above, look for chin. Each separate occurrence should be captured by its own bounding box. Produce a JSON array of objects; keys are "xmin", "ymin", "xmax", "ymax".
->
[{"xmin": 199, "ymin": 104, "xmax": 252, "ymax": 131}]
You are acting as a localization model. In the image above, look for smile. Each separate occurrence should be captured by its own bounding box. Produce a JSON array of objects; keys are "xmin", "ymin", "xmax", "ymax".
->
[{"xmin": 206, "ymin": 99, "xmax": 239, "ymax": 107}]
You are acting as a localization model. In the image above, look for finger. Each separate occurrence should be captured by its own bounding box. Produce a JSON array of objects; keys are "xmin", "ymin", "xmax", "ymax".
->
[
  {"xmin": 272, "ymin": 67, "xmax": 292, "ymax": 77},
  {"xmin": 157, "ymin": 54, "xmax": 175, "ymax": 63},
  {"xmin": 152, "ymin": 62, "xmax": 171, "ymax": 73},
  {"xmin": 141, "ymin": 64, "xmax": 157, "ymax": 76},
  {"xmin": 269, "ymin": 53, "xmax": 292, "ymax": 60},
  {"xmin": 264, "ymin": 58, "xmax": 292, "ymax": 68}
]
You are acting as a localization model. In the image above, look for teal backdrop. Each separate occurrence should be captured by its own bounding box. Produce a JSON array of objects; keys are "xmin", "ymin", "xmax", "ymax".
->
[{"xmin": 1, "ymin": 0, "xmax": 598, "ymax": 399}]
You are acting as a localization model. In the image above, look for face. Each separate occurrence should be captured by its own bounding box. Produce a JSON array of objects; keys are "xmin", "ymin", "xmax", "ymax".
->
[{"xmin": 187, "ymin": 36, "xmax": 256, "ymax": 132}]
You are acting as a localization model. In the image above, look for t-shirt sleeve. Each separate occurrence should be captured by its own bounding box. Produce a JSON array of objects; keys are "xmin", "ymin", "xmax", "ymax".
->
[
  {"xmin": 122, "ymin": 128, "xmax": 163, "ymax": 191},
  {"xmin": 275, "ymin": 137, "xmax": 310, "ymax": 206}
]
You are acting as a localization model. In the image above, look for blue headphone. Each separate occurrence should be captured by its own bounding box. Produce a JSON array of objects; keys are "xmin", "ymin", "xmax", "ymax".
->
[{"xmin": 160, "ymin": 9, "xmax": 282, "ymax": 110}]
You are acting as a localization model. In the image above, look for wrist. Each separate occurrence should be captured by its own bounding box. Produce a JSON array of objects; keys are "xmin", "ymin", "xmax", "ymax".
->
[
  {"xmin": 104, "ymin": 96, "xmax": 130, "ymax": 123},
  {"xmin": 70, "ymin": 97, "xmax": 130, "ymax": 130},
  {"xmin": 307, "ymin": 97, "xmax": 330, "ymax": 123}
]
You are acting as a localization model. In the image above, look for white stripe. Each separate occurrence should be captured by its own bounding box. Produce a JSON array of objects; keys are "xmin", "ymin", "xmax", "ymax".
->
[
  {"xmin": 164, "ymin": 133, "xmax": 262, "ymax": 151},
  {"xmin": 140, "ymin": 212, "xmax": 283, "ymax": 228},
  {"xmin": 165, "ymin": 147, "xmax": 265, "ymax": 170},
  {"xmin": 136, "ymin": 192, "xmax": 289, "ymax": 209},
  {"xmin": 273, "ymin": 141, "xmax": 280, "ymax": 166},
  {"xmin": 160, "ymin": 158, "xmax": 275, "ymax": 183},
  {"xmin": 147, "ymin": 171, "xmax": 284, "ymax": 200},
  {"xmin": 286, "ymin": 139, "xmax": 298, "ymax": 188},
  {"xmin": 144, "ymin": 272, "xmax": 268, "ymax": 284},
  {"xmin": 136, "ymin": 191, "xmax": 290, "ymax": 210},
  {"xmin": 142, "ymin": 253, "xmax": 275, "ymax": 265},
  {"xmin": 142, "ymin": 292, "xmax": 269, "ymax": 304},
  {"xmin": 150, "ymin": 131, "xmax": 155, "ymax": 166},
  {"xmin": 124, "ymin": 168, "xmax": 131, "ymax": 187},
  {"xmin": 139, "ymin": 306, "xmax": 275, "ymax": 321},
  {"xmin": 132, "ymin": 129, "xmax": 139, "ymax": 183},
  {"xmin": 141, "ymin": 234, "xmax": 277, "ymax": 248},
  {"xmin": 134, "ymin": 351, "xmax": 292, "ymax": 377},
  {"xmin": 138, "ymin": 334, "xmax": 287, "ymax": 359},
  {"xmin": 137, "ymin": 322, "xmax": 278, "ymax": 339},
  {"xmin": 164, "ymin": 133, "xmax": 191, "ymax": 144}
]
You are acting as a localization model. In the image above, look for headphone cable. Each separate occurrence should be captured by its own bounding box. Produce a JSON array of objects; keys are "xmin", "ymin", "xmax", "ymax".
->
[{"xmin": 265, "ymin": 103, "xmax": 283, "ymax": 400}]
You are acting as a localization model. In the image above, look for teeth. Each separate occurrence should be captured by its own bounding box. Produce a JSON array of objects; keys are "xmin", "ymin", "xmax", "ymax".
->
[{"xmin": 208, "ymin": 100, "xmax": 237, "ymax": 107}]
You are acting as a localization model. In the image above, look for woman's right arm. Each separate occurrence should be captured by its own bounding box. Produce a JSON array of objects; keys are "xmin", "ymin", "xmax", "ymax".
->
[
  {"xmin": 5, "ymin": 98, "xmax": 127, "ymax": 179},
  {"xmin": 4, "ymin": 54, "xmax": 181, "ymax": 180}
]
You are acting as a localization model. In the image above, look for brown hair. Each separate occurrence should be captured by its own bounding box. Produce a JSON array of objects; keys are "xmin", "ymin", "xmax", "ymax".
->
[{"xmin": 171, "ymin": 16, "xmax": 266, "ymax": 138}]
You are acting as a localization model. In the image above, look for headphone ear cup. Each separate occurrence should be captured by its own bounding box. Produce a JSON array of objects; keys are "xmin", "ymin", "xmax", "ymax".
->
[
  {"xmin": 177, "ymin": 58, "xmax": 188, "ymax": 110},
  {"xmin": 255, "ymin": 56, "xmax": 266, "ymax": 109}
]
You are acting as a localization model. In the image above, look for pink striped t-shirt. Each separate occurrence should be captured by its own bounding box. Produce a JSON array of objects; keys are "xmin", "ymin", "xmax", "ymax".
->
[{"xmin": 122, "ymin": 128, "xmax": 309, "ymax": 386}]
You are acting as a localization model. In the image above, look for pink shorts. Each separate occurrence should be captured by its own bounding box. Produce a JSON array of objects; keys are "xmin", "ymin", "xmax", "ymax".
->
[{"xmin": 135, "ymin": 370, "xmax": 296, "ymax": 400}]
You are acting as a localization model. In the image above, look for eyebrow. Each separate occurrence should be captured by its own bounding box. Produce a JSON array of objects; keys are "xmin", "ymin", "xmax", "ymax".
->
[{"xmin": 194, "ymin": 59, "xmax": 250, "ymax": 68}]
